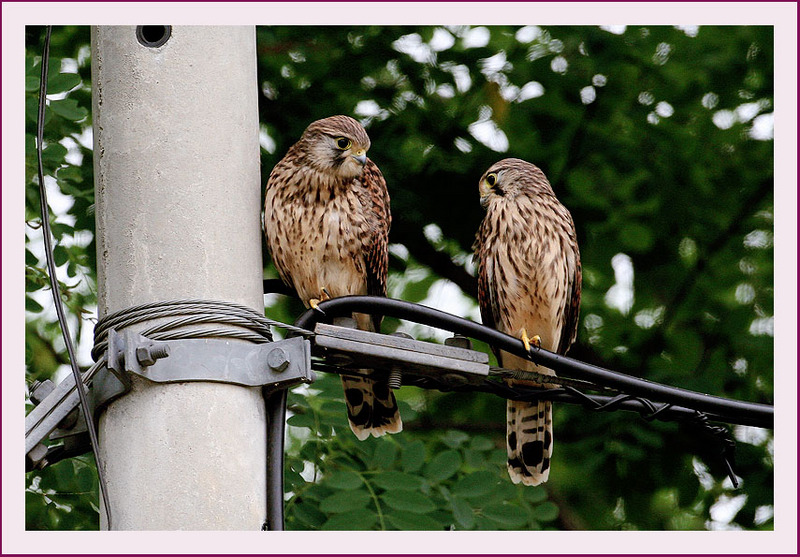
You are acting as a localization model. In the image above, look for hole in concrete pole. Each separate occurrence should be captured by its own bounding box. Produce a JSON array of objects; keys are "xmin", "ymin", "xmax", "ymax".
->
[{"xmin": 136, "ymin": 26, "xmax": 172, "ymax": 48}]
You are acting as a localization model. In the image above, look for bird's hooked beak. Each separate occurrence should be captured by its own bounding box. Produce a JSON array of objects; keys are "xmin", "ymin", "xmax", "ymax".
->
[
  {"xmin": 352, "ymin": 150, "xmax": 367, "ymax": 167},
  {"xmin": 479, "ymin": 181, "xmax": 493, "ymax": 209}
]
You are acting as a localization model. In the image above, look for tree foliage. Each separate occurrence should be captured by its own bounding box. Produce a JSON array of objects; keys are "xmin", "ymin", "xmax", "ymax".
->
[{"xmin": 25, "ymin": 25, "xmax": 773, "ymax": 531}]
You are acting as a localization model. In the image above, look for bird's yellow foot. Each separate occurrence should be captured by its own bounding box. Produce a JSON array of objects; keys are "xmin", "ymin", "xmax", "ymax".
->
[
  {"xmin": 520, "ymin": 328, "xmax": 542, "ymax": 352},
  {"xmin": 310, "ymin": 287, "xmax": 332, "ymax": 313}
]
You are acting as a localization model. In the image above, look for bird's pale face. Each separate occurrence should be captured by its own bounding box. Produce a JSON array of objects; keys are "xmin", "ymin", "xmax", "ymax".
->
[
  {"xmin": 479, "ymin": 158, "xmax": 551, "ymax": 209},
  {"xmin": 479, "ymin": 165, "xmax": 514, "ymax": 209},
  {"xmin": 308, "ymin": 132, "xmax": 370, "ymax": 180}
]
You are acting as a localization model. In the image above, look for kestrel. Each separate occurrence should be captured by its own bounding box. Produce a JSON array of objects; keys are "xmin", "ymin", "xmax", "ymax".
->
[
  {"xmin": 263, "ymin": 115, "xmax": 401, "ymax": 440},
  {"xmin": 473, "ymin": 158, "xmax": 581, "ymax": 486}
]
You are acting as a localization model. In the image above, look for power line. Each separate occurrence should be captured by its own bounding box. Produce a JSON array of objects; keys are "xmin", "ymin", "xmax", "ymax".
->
[
  {"xmin": 33, "ymin": 25, "xmax": 113, "ymax": 526},
  {"xmin": 293, "ymin": 295, "xmax": 773, "ymax": 429}
]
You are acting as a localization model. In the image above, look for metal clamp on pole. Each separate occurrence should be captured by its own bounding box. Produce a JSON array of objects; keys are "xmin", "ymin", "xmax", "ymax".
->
[
  {"xmin": 25, "ymin": 330, "xmax": 315, "ymax": 470},
  {"xmin": 94, "ymin": 329, "xmax": 314, "ymax": 404},
  {"xmin": 25, "ymin": 376, "xmax": 91, "ymax": 470}
]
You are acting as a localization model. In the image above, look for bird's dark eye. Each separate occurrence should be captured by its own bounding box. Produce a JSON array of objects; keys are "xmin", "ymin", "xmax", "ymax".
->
[
  {"xmin": 335, "ymin": 137, "xmax": 352, "ymax": 150},
  {"xmin": 485, "ymin": 173, "xmax": 498, "ymax": 187}
]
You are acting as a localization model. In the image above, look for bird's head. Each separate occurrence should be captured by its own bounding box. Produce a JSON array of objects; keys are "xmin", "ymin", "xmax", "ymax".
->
[
  {"xmin": 478, "ymin": 158, "xmax": 553, "ymax": 209},
  {"xmin": 300, "ymin": 115, "xmax": 371, "ymax": 179}
]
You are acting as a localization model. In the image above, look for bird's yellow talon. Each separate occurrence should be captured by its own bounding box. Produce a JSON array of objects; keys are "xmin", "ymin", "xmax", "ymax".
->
[
  {"xmin": 309, "ymin": 298, "xmax": 321, "ymax": 310},
  {"xmin": 320, "ymin": 287, "xmax": 332, "ymax": 301},
  {"xmin": 520, "ymin": 329, "xmax": 541, "ymax": 353}
]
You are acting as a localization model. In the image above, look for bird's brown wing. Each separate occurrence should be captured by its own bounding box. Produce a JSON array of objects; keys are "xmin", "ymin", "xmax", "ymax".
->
[
  {"xmin": 342, "ymin": 158, "xmax": 402, "ymax": 440},
  {"xmin": 557, "ymin": 255, "xmax": 581, "ymax": 356},
  {"xmin": 360, "ymin": 159, "xmax": 391, "ymax": 331},
  {"xmin": 474, "ymin": 225, "xmax": 503, "ymax": 366},
  {"xmin": 555, "ymin": 208, "xmax": 582, "ymax": 356},
  {"xmin": 263, "ymin": 161, "xmax": 297, "ymax": 293}
]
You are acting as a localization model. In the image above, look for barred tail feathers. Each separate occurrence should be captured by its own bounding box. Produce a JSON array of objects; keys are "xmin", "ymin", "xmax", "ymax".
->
[
  {"xmin": 342, "ymin": 374, "xmax": 402, "ymax": 440},
  {"xmin": 507, "ymin": 398, "xmax": 553, "ymax": 486}
]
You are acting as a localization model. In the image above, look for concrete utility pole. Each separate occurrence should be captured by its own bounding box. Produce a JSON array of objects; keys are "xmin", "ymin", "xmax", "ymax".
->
[{"xmin": 92, "ymin": 26, "xmax": 266, "ymax": 530}]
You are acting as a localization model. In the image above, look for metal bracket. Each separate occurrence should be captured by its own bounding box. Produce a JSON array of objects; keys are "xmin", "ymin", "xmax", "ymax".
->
[
  {"xmin": 25, "ymin": 332, "xmax": 314, "ymax": 470},
  {"xmin": 25, "ymin": 375, "xmax": 90, "ymax": 466},
  {"xmin": 104, "ymin": 331, "xmax": 313, "ymax": 387},
  {"xmin": 92, "ymin": 331, "xmax": 314, "ymax": 412},
  {"xmin": 313, "ymin": 323, "xmax": 489, "ymax": 386}
]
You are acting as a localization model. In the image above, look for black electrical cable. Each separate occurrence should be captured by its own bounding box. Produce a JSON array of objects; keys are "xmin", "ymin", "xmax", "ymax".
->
[
  {"xmin": 264, "ymin": 388, "xmax": 287, "ymax": 531},
  {"xmin": 373, "ymin": 367, "xmax": 766, "ymax": 428},
  {"xmin": 294, "ymin": 296, "xmax": 773, "ymax": 429},
  {"xmin": 263, "ymin": 278, "xmax": 298, "ymax": 298},
  {"xmin": 34, "ymin": 26, "xmax": 113, "ymax": 526}
]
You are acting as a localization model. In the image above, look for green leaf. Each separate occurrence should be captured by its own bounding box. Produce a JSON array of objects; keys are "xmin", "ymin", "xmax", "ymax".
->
[
  {"xmin": 292, "ymin": 501, "xmax": 326, "ymax": 529},
  {"xmin": 380, "ymin": 490, "xmax": 436, "ymax": 513},
  {"xmin": 440, "ymin": 429, "xmax": 470, "ymax": 448},
  {"xmin": 618, "ymin": 221, "xmax": 654, "ymax": 252},
  {"xmin": 401, "ymin": 270, "xmax": 437, "ymax": 303},
  {"xmin": 26, "ymin": 95, "xmax": 50, "ymax": 124},
  {"xmin": 321, "ymin": 509, "xmax": 377, "ymax": 530},
  {"xmin": 452, "ymin": 471, "xmax": 496, "ymax": 498},
  {"xmin": 463, "ymin": 449, "xmax": 487, "ymax": 469},
  {"xmin": 75, "ymin": 464, "xmax": 95, "ymax": 492},
  {"xmin": 488, "ymin": 448, "xmax": 507, "ymax": 466},
  {"xmin": 370, "ymin": 470, "xmax": 424, "ymax": 491},
  {"xmin": 25, "ymin": 54, "xmax": 38, "ymax": 76},
  {"xmin": 26, "ymin": 75, "xmax": 40, "ymax": 92},
  {"xmin": 56, "ymin": 165, "xmax": 85, "ymax": 184},
  {"xmin": 49, "ymin": 98, "xmax": 88, "ymax": 121},
  {"xmin": 319, "ymin": 489, "xmax": 371, "ymax": 514},
  {"xmin": 523, "ymin": 486, "xmax": 548, "ymax": 504},
  {"xmin": 469, "ymin": 436, "xmax": 495, "ymax": 451},
  {"xmin": 41, "ymin": 143, "xmax": 68, "ymax": 165},
  {"xmin": 318, "ymin": 406, "xmax": 348, "ymax": 428},
  {"xmin": 533, "ymin": 501, "xmax": 560, "ymax": 522},
  {"xmin": 325, "ymin": 470, "xmax": 364, "ymax": 490},
  {"xmin": 53, "ymin": 244, "xmax": 69, "ymax": 266},
  {"xmin": 25, "ymin": 133, "xmax": 36, "ymax": 156},
  {"xmin": 285, "ymin": 468, "xmax": 305, "ymax": 491},
  {"xmin": 450, "ymin": 496, "xmax": 476, "ymax": 529},
  {"xmin": 51, "ymin": 222, "xmax": 74, "ymax": 239},
  {"xmin": 300, "ymin": 483, "xmax": 330, "ymax": 502},
  {"xmin": 386, "ymin": 510, "xmax": 442, "ymax": 530},
  {"xmin": 26, "ymin": 249, "xmax": 39, "ymax": 266},
  {"xmin": 481, "ymin": 502, "xmax": 528, "ymax": 529},
  {"xmin": 47, "ymin": 73, "xmax": 81, "ymax": 94},
  {"xmin": 287, "ymin": 413, "xmax": 316, "ymax": 428},
  {"xmin": 370, "ymin": 439, "xmax": 397, "ymax": 469},
  {"xmin": 424, "ymin": 449, "xmax": 462, "ymax": 482},
  {"xmin": 401, "ymin": 440, "xmax": 426, "ymax": 473},
  {"xmin": 26, "ymin": 297, "xmax": 44, "ymax": 313}
]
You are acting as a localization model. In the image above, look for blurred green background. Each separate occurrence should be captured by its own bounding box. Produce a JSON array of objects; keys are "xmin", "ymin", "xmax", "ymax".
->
[{"xmin": 25, "ymin": 25, "xmax": 773, "ymax": 531}]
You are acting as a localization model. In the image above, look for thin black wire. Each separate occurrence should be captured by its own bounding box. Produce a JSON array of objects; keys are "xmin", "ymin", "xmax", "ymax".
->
[
  {"xmin": 35, "ymin": 26, "xmax": 113, "ymax": 527},
  {"xmin": 310, "ymin": 362, "xmax": 741, "ymax": 486}
]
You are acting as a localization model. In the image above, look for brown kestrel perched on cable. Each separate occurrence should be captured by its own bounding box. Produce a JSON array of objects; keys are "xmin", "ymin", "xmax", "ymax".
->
[
  {"xmin": 263, "ymin": 115, "xmax": 401, "ymax": 440},
  {"xmin": 473, "ymin": 158, "xmax": 581, "ymax": 486}
]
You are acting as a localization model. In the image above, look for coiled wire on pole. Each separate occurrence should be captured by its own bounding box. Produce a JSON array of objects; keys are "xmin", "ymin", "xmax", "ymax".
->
[
  {"xmin": 90, "ymin": 298, "xmax": 312, "ymax": 361},
  {"xmin": 86, "ymin": 299, "xmax": 307, "ymax": 531}
]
